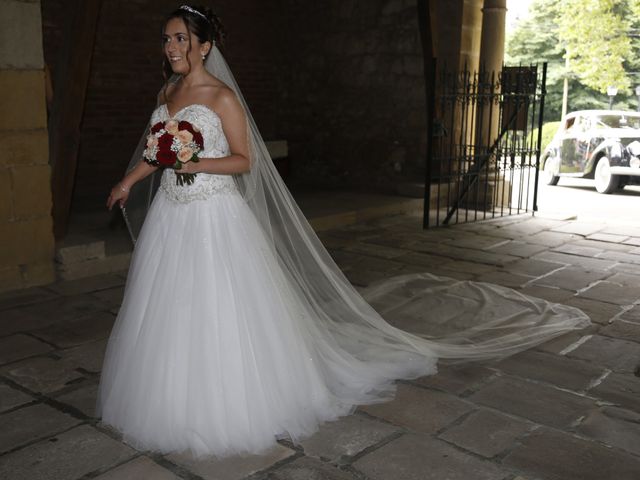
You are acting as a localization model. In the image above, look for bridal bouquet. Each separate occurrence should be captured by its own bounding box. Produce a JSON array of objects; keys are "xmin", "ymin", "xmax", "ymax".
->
[{"xmin": 143, "ymin": 120, "xmax": 205, "ymax": 186}]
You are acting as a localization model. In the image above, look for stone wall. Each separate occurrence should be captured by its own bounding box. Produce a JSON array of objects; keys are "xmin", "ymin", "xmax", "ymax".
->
[
  {"xmin": 279, "ymin": 0, "xmax": 429, "ymax": 192},
  {"xmin": 0, "ymin": 0, "xmax": 55, "ymax": 292},
  {"xmin": 39, "ymin": 0, "xmax": 488, "ymax": 206}
]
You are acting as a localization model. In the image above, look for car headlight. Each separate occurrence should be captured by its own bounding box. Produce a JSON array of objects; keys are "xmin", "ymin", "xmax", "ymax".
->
[{"xmin": 628, "ymin": 140, "xmax": 640, "ymax": 156}]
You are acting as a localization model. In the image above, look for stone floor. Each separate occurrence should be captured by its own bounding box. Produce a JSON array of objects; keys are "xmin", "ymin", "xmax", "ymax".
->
[{"xmin": 2, "ymin": 210, "xmax": 640, "ymax": 480}]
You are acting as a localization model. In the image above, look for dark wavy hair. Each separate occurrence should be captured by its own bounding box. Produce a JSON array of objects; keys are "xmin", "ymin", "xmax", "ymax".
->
[{"xmin": 161, "ymin": 5, "xmax": 226, "ymax": 82}]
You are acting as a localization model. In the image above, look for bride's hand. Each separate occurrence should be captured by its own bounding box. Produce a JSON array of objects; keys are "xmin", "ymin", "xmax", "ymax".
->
[
  {"xmin": 176, "ymin": 160, "xmax": 200, "ymax": 174},
  {"xmin": 107, "ymin": 183, "xmax": 130, "ymax": 210}
]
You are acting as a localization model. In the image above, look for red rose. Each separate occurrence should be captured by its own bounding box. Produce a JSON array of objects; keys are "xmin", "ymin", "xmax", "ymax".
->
[
  {"xmin": 151, "ymin": 122, "xmax": 164, "ymax": 134},
  {"xmin": 157, "ymin": 149, "xmax": 176, "ymax": 166},
  {"xmin": 156, "ymin": 134, "xmax": 175, "ymax": 166},
  {"xmin": 178, "ymin": 120, "xmax": 192, "ymax": 132},
  {"xmin": 158, "ymin": 133, "xmax": 173, "ymax": 150}
]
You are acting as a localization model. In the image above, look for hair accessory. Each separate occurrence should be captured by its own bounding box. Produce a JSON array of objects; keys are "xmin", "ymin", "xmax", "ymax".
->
[{"xmin": 179, "ymin": 5, "xmax": 209, "ymax": 22}]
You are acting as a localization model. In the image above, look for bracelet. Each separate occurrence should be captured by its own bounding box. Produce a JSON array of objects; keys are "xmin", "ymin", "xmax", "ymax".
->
[{"xmin": 118, "ymin": 184, "xmax": 129, "ymax": 193}]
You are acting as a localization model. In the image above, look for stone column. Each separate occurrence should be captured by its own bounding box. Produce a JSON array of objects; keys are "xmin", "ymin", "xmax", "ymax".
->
[
  {"xmin": 478, "ymin": 0, "xmax": 506, "ymax": 76},
  {"xmin": 0, "ymin": 0, "xmax": 55, "ymax": 291},
  {"xmin": 465, "ymin": 0, "xmax": 508, "ymax": 209},
  {"xmin": 476, "ymin": 0, "xmax": 506, "ymax": 151}
]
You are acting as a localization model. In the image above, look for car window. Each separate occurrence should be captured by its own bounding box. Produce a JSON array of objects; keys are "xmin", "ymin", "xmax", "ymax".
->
[
  {"xmin": 564, "ymin": 117, "xmax": 576, "ymax": 131},
  {"xmin": 593, "ymin": 114, "xmax": 640, "ymax": 129}
]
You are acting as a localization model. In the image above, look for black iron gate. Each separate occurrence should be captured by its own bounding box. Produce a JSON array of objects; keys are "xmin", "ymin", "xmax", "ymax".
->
[{"xmin": 423, "ymin": 63, "xmax": 547, "ymax": 228}]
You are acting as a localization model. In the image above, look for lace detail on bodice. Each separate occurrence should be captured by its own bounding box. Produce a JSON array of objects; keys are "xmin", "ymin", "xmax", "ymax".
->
[{"xmin": 151, "ymin": 104, "xmax": 240, "ymax": 203}]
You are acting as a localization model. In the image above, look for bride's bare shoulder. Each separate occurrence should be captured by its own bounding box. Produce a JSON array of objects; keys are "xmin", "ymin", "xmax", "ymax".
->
[{"xmin": 201, "ymin": 80, "xmax": 240, "ymax": 115}]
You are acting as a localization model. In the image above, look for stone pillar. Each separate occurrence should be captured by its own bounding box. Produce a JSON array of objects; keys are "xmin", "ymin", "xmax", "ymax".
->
[
  {"xmin": 461, "ymin": 0, "xmax": 509, "ymax": 210},
  {"xmin": 0, "ymin": 0, "xmax": 55, "ymax": 292},
  {"xmin": 476, "ymin": 0, "xmax": 506, "ymax": 149},
  {"xmin": 478, "ymin": 0, "xmax": 506, "ymax": 75}
]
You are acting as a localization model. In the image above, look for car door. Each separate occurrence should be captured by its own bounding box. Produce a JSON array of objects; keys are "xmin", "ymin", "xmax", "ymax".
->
[
  {"xmin": 559, "ymin": 116, "xmax": 578, "ymax": 173},
  {"xmin": 573, "ymin": 115, "xmax": 592, "ymax": 173}
]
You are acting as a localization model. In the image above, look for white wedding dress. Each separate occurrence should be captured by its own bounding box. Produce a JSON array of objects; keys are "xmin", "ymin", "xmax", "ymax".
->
[
  {"xmin": 97, "ymin": 103, "xmax": 589, "ymax": 458},
  {"xmin": 97, "ymin": 104, "xmax": 435, "ymax": 457}
]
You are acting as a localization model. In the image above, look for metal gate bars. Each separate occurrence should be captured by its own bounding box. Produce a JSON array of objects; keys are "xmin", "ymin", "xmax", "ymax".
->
[{"xmin": 423, "ymin": 63, "xmax": 547, "ymax": 228}]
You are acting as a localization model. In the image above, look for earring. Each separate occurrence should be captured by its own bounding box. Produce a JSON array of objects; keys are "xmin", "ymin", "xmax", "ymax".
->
[{"xmin": 201, "ymin": 54, "xmax": 205, "ymax": 60}]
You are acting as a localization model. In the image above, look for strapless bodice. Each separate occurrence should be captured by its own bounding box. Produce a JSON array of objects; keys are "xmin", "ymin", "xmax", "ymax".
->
[{"xmin": 150, "ymin": 104, "xmax": 239, "ymax": 203}]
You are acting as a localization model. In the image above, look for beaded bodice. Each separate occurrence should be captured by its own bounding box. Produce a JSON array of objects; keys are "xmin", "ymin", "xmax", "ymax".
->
[{"xmin": 151, "ymin": 104, "xmax": 239, "ymax": 203}]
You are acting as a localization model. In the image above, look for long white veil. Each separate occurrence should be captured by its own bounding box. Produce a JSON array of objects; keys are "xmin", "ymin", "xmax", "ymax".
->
[{"xmin": 121, "ymin": 46, "xmax": 589, "ymax": 375}]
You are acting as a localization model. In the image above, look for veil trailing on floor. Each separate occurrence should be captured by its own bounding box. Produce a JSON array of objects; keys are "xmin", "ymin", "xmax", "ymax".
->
[{"xmin": 121, "ymin": 46, "xmax": 589, "ymax": 373}]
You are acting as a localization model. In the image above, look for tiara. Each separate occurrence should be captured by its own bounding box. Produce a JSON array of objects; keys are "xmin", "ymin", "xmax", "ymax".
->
[{"xmin": 179, "ymin": 5, "xmax": 209, "ymax": 22}]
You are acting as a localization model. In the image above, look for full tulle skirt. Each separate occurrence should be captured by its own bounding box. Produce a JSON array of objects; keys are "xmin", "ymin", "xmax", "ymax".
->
[{"xmin": 97, "ymin": 190, "xmax": 436, "ymax": 457}]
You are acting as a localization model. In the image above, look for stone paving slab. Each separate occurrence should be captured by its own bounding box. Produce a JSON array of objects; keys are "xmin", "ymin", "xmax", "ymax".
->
[
  {"xmin": 516, "ymin": 284, "xmax": 575, "ymax": 303},
  {"xmin": 523, "ymin": 231, "xmax": 578, "ymax": 247},
  {"xmin": 30, "ymin": 312, "xmax": 115, "ymax": 348},
  {"xmin": 298, "ymin": 414, "xmax": 400, "ymax": 462},
  {"xmin": 574, "ymin": 237, "xmax": 636, "ymax": 252},
  {"xmin": 45, "ymin": 273, "xmax": 125, "ymax": 297},
  {"xmin": 534, "ymin": 328, "xmax": 599, "ymax": 355},
  {"xmin": 0, "ymin": 384, "xmax": 34, "ymax": 413},
  {"xmin": 579, "ymin": 275, "xmax": 640, "ymax": 306},
  {"xmin": 94, "ymin": 456, "xmax": 181, "ymax": 480},
  {"xmin": 0, "ymin": 294, "xmax": 111, "ymax": 336},
  {"xmin": 470, "ymin": 376, "xmax": 598, "ymax": 428},
  {"xmin": 352, "ymin": 432, "xmax": 509, "ymax": 480},
  {"xmin": 475, "ymin": 270, "xmax": 532, "ymax": 288},
  {"xmin": 266, "ymin": 456, "xmax": 358, "ymax": 480},
  {"xmin": 166, "ymin": 443, "xmax": 295, "ymax": 480},
  {"xmin": 0, "ymin": 356, "xmax": 85, "ymax": 393},
  {"xmin": 532, "ymin": 266, "xmax": 610, "ymax": 291},
  {"xmin": 568, "ymin": 334, "xmax": 640, "ymax": 373},
  {"xmin": 54, "ymin": 382, "xmax": 99, "ymax": 418},
  {"xmin": 563, "ymin": 297, "xmax": 624, "ymax": 324},
  {"xmin": 533, "ymin": 251, "xmax": 618, "ymax": 271},
  {"xmin": 599, "ymin": 318, "xmax": 640, "ymax": 342},
  {"xmin": 438, "ymin": 409, "xmax": 533, "ymax": 458},
  {"xmin": 57, "ymin": 338, "xmax": 107, "ymax": 373},
  {"xmin": 553, "ymin": 243, "xmax": 604, "ymax": 257},
  {"xmin": 494, "ymin": 350, "xmax": 606, "ymax": 391},
  {"xmin": 0, "ymin": 333, "xmax": 54, "ymax": 365},
  {"xmin": 587, "ymin": 232, "xmax": 630, "ymax": 243},
  {"xmin": 503, "ymin": 427, "xmax": 640, "ymax": 480},
  {"xmin": 508, "ymin": 258, "xmax": 564, "ymax": 277},
  {"xmin": 0, "ymin": 425, "xmax": 136, "ymax": 480},
  {"xmin": 90, "ymin": 285, "xmax": 126, "ymax": 311},
  {"xmin": 551, "ymin": 222, "xmax": 603, "ymax": 236},
  {"xmin": 0, "ymin": 402, "xmax": 81, "ymax": 453},
  {"xmin": 485, "ymin": 240, "xmax": 548, "ymax": 258},
  {"xmin": 359, "ymin": 383, "xmax": 473, "ymax": 434},
  {"xmin": 0, "ymin": 287, "xmax": 57, "ymax": 311},
  {"xmin": 576, "ymin": 407, "xmax": 640, "ymax": 457},
  {"xmin": 412, "ymin": 363, "xmax": 496, "ymax": 396},
  {"xmin": 589, "ymin": 371, "xmax": 640, "ymax": 413}
]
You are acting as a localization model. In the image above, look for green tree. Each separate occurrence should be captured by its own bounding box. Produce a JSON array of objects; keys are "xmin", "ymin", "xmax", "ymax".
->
[
  {"xmin": 558, "ymin": 0, "xmax": 633, "ymax": 93},
  {"xmin": 506, "ymin": 0, "xmax": 640, "ymax": 121}
]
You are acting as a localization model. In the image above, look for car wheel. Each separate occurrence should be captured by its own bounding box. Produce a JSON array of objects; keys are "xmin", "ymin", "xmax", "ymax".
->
[
  {"xmin": 542, "ymin": 156, "xmax": 560, "ymax": 185},
  {"xmin": 594, "ymin": 156, "xmax": 620, "ymax": 194}
]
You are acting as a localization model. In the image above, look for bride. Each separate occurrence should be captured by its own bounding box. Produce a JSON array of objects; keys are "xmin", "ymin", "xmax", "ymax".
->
[{"xmin": 97, "ymin": 4, "xmax": 589, "ymax": 458}]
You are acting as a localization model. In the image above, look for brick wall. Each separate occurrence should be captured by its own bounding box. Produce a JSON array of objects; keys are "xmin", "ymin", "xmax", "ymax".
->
[
  {"xmin": 0, "ymin": 0, "xmax": 55, "ymax": 291},
  {"xmin": 278, "ymin": 0, "xmax": 428, "ymax": 192},
  {"xmin": 42, "ymin": 0, "xmax": 435, "ymax": 210},
  {"xmin": 41, "ymin": 0, "xmax": 286, "ymax": 211}
]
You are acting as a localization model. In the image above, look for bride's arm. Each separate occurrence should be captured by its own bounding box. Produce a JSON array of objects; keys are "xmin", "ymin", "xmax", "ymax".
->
[
  {"xmin": 180, "ymin": 89, "xmax": 251, "ymax": 175},
  {"xmin": 107, "ymin": 160, "xmax": 157, "ymax": 210}
]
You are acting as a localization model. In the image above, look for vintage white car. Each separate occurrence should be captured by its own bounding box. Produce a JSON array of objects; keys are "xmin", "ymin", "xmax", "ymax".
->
[{"xmin": 542, "ymin": 110, "xmax": 640, "ymax": 193}]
